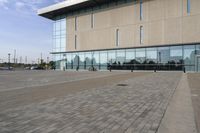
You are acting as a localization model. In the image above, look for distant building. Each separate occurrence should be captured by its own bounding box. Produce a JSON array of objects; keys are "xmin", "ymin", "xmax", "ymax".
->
[{"xmin": 38, "ymin": 0, "xmax": 200, "ymax": 72}]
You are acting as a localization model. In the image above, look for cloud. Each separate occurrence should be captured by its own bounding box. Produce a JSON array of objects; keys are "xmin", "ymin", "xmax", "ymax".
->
[
  {"xmin": 0, "ymin": 0, "xmax": 9, "ymax": 9},
  {"xmin": 0, "ymin": 0, "xmax": 65, "ymax": 14}
]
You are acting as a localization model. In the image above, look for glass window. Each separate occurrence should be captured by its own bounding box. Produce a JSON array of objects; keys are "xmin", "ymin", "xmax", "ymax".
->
[
  {"xmin": 66, "ymin": 53, "xmax": 72, "ymax": 64},
  {"xmin": 91, "ymin": 13, "xmax": 94, "ymax": 28},
  {"xmin": 187, "ymin": 0, "xmax": 191, "ymax": 14},
  {"xmin": 100, "ymin": 51, "xmax": 108, "ymax": 69},
  {"xmin": 125, "ymin": 49, "xmax": 135, "ymax": 64},
  {"xmin": 61, "ymin": 19, "xmax": 66, "ymax": 30},
  {"xmin": 61, "ymin": 38, "xmax": 66, "ymax": 48},
  {"xmin": 85, "ymin": 52, "xmax": 92, "ymax": 69},
  {"xmin": 146, "ymin": 48, "xmax": 157, "ymax": 64},
  {"xmin": 53, "ymin": 22, "xmax": 56, "ymax": 33},
  {"xmin": 184, "ymin": 45, "xmax": 195, "ymax": 71},
  {"xmin": 170, "ymin": 46, "xmax": 183, "ymax": 64},
  {"xmin": 140, "ymin": 0, "xmax": 143, "ymax": 20},
  {"xmin": 67, "ymin": 53, "xmax": 73, "ymax": 69},
  {"xmin": 140, "ymin": 26, "xmax": 144, "ymax": 44},
  {"xmin": 55, "ymin": 30, "xmax": 61, "ymax": 36},
  {"xmin": 196, "ymin": 45, "xmax": 200, "ymax": 55},
  {"xmin": 93, "ymin": 51, "xmax": 100, "ymax": 67},
  {"xmin": 136, "ymin": 48, "xmax": 146, "ymax": 64},
  {"xmin": 116, "ymin": 50, "xmax": 125, "ymax": 65},
  {"xmin": 61, "ymin": 31, "xmax": 66, "ymax": 36},
  {"xmin": 55, "ymin": 21, "xmax": 61, "ymax": 31},
  {"xmin": 53, "ymin": 16, "xmax": 66, "ymax": 54},
  {"xmin": 195, "ymin": 45, "xmax": 200, "ymax": 71},
  {"xmin": 79, "ymin": 53, "xmax": 85, "ymax": 69},
  {"xmin": 75, "ymin": 35, "xmax": 77, "ymax": 49},
  {"xmin": 116, "ymin": 29, "xmax": 119, "ymax": 47},
  {"xmin": 56, "ymin": 38, "xmax": 60, "ymax": 48},
  {"xmin": 72, "ymin": 53, "xmax": 79, "ymax": 69},
  {"xmin": 55, "ymin": 54, "xmax": 61, "ymax": 70},
  {"xmin": 158, "ymin": 47, "xmax": 170, "ymax": 64},
  {"xmin": 75, "ymin": 16, "xmax": 77, "ymax": 31},
  {"xmin": 108, "ymin": 50, "xmax": 116, "ymax": 64}
]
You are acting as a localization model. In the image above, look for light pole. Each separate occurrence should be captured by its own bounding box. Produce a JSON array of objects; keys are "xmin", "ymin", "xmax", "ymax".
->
[
  {"xmin": 25, "ymin": 56, "xmax": 27, "ymax": 65},
  {"xmin": 8, "ymin": 53, "xmax": 11, "ymax": 70},
  {"xmin": 14, "ymin": 49, "xmax": 16, "ymax": 64}
]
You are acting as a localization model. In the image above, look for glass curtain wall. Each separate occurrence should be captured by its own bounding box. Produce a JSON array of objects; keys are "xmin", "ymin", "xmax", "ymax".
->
[
  {"xmin": 53, "ymin": 16, "xmax": 66, "ymax": 70},
  {"xmin": 54, "ymin": 44, "xmax": 199, "ymax": 72}
]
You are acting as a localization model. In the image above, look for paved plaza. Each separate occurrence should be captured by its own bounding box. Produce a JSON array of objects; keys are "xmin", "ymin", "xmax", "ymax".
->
[{"xmin": 0, "ymin": 71, "xmax": 198, "ymax": 133}]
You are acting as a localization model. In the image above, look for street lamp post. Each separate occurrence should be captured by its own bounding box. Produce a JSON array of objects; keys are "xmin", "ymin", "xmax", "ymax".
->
[{"xmin": 8, "ymin": 53, "xmax": 11, "ymax": 70}]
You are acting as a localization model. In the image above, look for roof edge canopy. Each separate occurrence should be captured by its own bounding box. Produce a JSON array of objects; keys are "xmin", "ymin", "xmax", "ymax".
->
[{"xmin": 38, "ymin": 0, "xmax": 110, "ymax": 20}]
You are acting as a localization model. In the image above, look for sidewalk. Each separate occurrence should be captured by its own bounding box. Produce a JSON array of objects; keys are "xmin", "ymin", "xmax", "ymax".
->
[{"xmin": 157, "ymin": 73, "xmax": 197, "ymax": 133}]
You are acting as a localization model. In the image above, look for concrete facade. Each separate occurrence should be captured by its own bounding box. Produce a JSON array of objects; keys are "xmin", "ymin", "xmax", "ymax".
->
[{"xmin": 64, "ymin": 0, "xmax": 200, "ymax": 52}]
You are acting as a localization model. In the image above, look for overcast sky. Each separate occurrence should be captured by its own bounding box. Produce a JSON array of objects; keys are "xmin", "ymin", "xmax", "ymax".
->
[{"xmin": 0, "ymin": 0, "xmax": 64, "ymax": 63}]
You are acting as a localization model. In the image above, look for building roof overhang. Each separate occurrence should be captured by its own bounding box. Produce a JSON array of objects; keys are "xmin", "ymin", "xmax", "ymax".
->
[{"xmin": 38, "ymin": 0, "xmax": 109, "ymax": 20}]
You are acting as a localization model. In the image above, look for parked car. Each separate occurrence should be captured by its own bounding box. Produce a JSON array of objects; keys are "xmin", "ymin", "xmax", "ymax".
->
[
  {"xmin": 24, "ymin": 67, "xmax": 31, "ymax": 70},
  {"xmin": 30, "ymin": 66, "xmax": 44, "ymax": 70},
  {"xmin": 0, "ymin": 67, "xmax": 14, "ymax": 71}
]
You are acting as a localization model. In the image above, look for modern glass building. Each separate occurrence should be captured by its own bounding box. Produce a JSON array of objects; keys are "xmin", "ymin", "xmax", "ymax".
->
[{"xmin": 38, "ymin": 0, "xmax": 200, "ymax": 72}]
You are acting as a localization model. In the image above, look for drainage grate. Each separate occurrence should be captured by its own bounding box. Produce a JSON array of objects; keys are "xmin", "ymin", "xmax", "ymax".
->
[{"xmin": 117, "ymin": 84, "xmax": 128, "ymax": 87}]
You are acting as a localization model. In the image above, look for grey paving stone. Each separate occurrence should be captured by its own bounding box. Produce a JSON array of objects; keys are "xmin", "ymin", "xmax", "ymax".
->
[{"xmin": 0, "ymin": 72, "xmax": 181, "ymax": 133}]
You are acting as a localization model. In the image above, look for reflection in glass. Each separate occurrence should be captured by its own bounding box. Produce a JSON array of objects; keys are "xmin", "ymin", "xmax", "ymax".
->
[
  {"xmin": 55, "ymin": 54, "xmax": 61, "ymax": 70},
  {"xmin": 53, "ymin": 16, "xmax": 66, "ymax": 69},
  {"xmin": 108, "ymin": 50, "xmax": 116, "ymax": 64},
  {"xmin": 136, "ymin": 48, "xmax": 146, "ymax": 64},
  {"xmin": 184, "ymin": 45, "xmax": 195, "ymax": 71},
  {"xmin": 93, "ymin": 51, "xmax": 100, "ymax": 69},
  {"xmin": 79, "ymin": 53, "xmax": 85, "ymax": 69},
  {"xmin": 196, "ymin": 45, "xmax": 200, "ymax": 55},
  {"xmin": 85, "ymin": 52, "xmax": 92, "ymax": 69},
  {"xmin": 158, "ymin": 47, "xmax": 170, "ymax": 64},
  {"xmin": 170, "ymin": 46, "xmax": 183, "ymax": 70},
  {"xmin": 125, "ymin": 49, "xmax": 136, "ymax": 69},
  {"xmin": 157, "ymin": 47, "xmax": 170, "ymax": 70},
  {"xmin": 196, "ymin": 45, "xmax": 200, "ymax": 72},
  {"xmin": 146, "ymin": 48, "xmax": 157, "ymax": 64},
  {"xmin": 116, "ymin": 50, "xmax": 125, "ymax": 65},
  {"xmin": 72, "ymin": 53, "xmax": 79, "ymax": 69},
  {"xmin": 170, "ymin": 46, "xmax": 183, "ymax": 63},
  {"xmin": 53, "ymin": 44, "xmax": 200, "ymax": 71},
  {"xmin": 100, "ymin": 51, "xmax": 108, "ymax": 70},
  {"xmin": 66, "ymin": 53, "xmax": 72, "ymax": 69}
]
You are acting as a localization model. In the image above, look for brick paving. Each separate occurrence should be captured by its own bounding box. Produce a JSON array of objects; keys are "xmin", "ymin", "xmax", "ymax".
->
[
  {"xmin": 188, "ymin": 73, "xmax": 200, "ymax": 133},
  {"xmin": 0, "ymin": 72, "xmax": 181, "ymax": 133}
]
